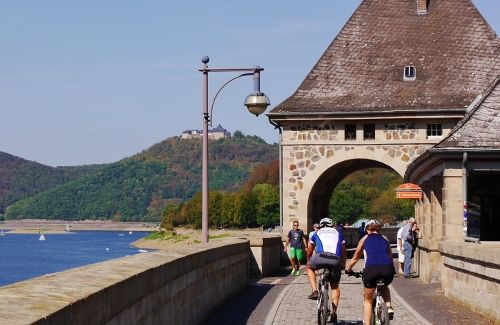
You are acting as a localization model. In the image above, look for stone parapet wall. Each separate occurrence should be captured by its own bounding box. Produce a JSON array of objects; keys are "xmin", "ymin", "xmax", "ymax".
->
[
  {"xmin": 439, "ymin": 241, "xmax": 500, "ymax": 323},
  {"xmin": 0, "ymin": 239, "xmax": 251, "ymax": 325},
  {"xmin": 417, "ymin": 238, "xmax": 442, "ymax": 283},
  {"xmin": 248, "ymin": 235, "xmax": 282, "ymax": 277}
]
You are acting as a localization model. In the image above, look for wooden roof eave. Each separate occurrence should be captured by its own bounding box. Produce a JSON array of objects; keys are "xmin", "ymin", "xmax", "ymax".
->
[
  {"xmin": 267, "ymin": 108, "xmax": 465, "ymax": 123},
  {"xmin": 404, "ymin": 148, "xmax": 500, "ymax": 183}
]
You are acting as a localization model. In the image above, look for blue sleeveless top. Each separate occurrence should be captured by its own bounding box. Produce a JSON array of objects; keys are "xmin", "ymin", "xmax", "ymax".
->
[{"xmin": 364, "ymin": 233, "xmax": 392, "ymax": 267}]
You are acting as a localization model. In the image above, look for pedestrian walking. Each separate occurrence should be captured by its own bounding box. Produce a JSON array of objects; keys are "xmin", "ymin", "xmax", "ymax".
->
[
  {"xmin": 411, "ymin": 222, "xmax": 420, "ymax": 258},
  {"xmin": 335, "ymin": 220, "xmax": 345, "ymax": 235},
  {"xmin": 308, "ymin": 223, "xmax": 320, "ymax": 248},
  {"xmin": 400, "ymin": 217, "xmax": 416, "ymax": 278},
  {"xmin": 284, "ymin": 220, "xmax": 307, "ymax": 276},
  {"xmin": 357, "ymin": 222, "xmax": 366, "ymax": 240},
  {"xmin": 307, "ymin": 223, "xmax": 320, "ymax": 272},
  {"xmin": 396, "ymin": 221, "xmax": 406, "ymax": 274}
]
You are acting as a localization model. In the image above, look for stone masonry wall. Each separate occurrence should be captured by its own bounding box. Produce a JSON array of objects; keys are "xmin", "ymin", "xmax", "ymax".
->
[
  {"xmin": 280, "ymin": 121, "xmax": 442, "ymax": 230},
  {"xmin": 282, "ymin": 141, "xmax": 432, "ymax": 228},
  {"xmin": 439, "ymin": 242, "xmax": 500, "ymax": 323}
]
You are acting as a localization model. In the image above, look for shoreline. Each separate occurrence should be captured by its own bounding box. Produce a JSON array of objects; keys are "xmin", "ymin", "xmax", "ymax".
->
[
  {"xmin": 0, "ymin": 219, "xmax": 160, "ymax": 233},
  {"xmin": 1, "ymin": 220, "xmax": 277, "ymax": 251},
  {"xmin": 130, "ymin": 227, "xmax": 275, "ymax": 250}
]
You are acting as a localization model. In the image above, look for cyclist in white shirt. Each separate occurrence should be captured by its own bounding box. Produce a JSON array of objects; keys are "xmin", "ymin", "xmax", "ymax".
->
[{"xmin": 307, "ymin": 217, "xmax": 347, "ymax": 323}]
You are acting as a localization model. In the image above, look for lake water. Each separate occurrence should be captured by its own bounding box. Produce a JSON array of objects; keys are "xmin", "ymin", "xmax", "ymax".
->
[{"xmin": 0, "ymin": 230, "xmax": 151, "ymax": 287}]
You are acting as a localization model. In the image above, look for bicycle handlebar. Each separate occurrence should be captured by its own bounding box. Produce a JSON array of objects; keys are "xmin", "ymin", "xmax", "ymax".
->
[{"xmin": 345, "ymin": 270, "xmax": 363, "ymax": 278}]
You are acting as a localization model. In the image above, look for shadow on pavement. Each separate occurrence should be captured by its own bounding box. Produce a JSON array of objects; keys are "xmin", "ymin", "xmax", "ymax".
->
[
  {"xmin": 204, "ymin": 267, "xmax": 294, "ymax": 325},
  {"xmin": 204, "ymin": 283, "xmax": 274, "ymax": 325}
]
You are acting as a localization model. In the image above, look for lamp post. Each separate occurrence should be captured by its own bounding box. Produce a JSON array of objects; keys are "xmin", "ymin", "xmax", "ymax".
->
[{"xmin": 199, "ymin": 56, "xmax": 270, "ymax": 243}]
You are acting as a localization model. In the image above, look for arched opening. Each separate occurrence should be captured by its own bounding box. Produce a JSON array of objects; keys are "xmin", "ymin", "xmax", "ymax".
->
[{"xmin": 307, "ymin": 159, "xmax": 410, "ymax": 230}]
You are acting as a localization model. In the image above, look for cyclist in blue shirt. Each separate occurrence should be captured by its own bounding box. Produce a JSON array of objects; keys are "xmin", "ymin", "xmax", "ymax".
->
[
  {"xmin": 346, "ymin": 219, "xmax": 395, "ymax": 325},
  {"xmin": 307, "ymin": 217, "xmax": 346, "ymax": 323}
]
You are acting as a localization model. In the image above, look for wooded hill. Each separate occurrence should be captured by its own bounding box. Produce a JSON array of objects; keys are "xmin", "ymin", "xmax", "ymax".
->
[
  {"xmin": 0, "ymin": 151, "xmax": 102, "ymax": 214},
  {"xmin": 4, "ymin": 134, "xmax": 278, "ymax": 221}
]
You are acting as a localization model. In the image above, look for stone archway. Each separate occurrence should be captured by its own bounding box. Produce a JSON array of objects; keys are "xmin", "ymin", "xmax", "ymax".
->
[
  {"xmin": 281, "ymin": 136, "xmax": 433, "ymax": 233},
  {"xmin": 307, "ymin": 159, "xmax": 395, "ymax": 230}
]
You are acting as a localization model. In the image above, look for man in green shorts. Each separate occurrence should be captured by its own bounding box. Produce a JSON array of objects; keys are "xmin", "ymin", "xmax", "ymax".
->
[{"xmin": 284, "ymin": 220, "xmax": 307, "ymax": 275}]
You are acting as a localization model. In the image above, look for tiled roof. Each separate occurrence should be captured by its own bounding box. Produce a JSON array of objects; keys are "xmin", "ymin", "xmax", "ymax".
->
[
  {"xmin": 270, "ymin": 0, "xmax": 500, "ymax": 115},
  {"xmin": 435, "ymin": 76, "xmax": 500, "ymax": 149}
]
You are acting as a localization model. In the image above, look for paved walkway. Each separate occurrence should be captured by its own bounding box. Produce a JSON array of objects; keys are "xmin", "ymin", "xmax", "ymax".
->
[
  {"xmin": 264, "ymin": 266, "xmax": 422, "ymax": 325},
  {"xmin": 205, "ymin": 263, "xmax": 495, "ymax": 325},
  {"xmin": 205, "ymin": 265, "xmax": 423, "ymax": 324}
]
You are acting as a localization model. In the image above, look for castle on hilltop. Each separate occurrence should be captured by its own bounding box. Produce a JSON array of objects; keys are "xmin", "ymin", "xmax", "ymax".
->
[{"xmin": 180, "ymin": 124, "xmax": 231, "ymax": 140}]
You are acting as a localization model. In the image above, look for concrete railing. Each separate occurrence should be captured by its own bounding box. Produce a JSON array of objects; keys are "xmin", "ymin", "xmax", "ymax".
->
[
  {"xmin": 439, "ymin": 241, "xmax": 500, "ymax": 323},
  {"xmin": 0, "ymin": 239, "xmax": 253, "ymax": 325},
  {"xmin": 247, "ymin": 235, "xmax": 283, "ymax": 277}
]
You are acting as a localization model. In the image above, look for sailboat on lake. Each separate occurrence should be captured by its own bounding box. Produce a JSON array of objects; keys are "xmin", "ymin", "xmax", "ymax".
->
[{"xmin": 39, "ymin": 231, "xmax": 46, "ymax": 241}]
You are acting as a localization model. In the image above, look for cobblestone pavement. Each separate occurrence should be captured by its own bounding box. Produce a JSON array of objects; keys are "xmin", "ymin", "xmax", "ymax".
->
[
  {"xmin": 205, "ymin": 265, "xmax": 426, "ymax": 324},
  {"xmin": 264, "ymin": 266, "xmax": 424, "ymax": 325},
  {"xmin": 205, "ymin": 262, "xmax": 494, "ymax": 325}
]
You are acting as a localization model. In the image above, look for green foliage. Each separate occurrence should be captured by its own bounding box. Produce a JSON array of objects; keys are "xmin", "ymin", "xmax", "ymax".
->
[
  {"xmin": 330, "ymin": 168, "xmax": 413, "ymax": 225},
  {"xmin": 233, "ymin": 130, "xmax": 244, "ymax": 138},
  {"xmin": 145, "ymin": 230, "xmax": 189, "ymax": 242},
  {"xmin": 252, "ymin": 184, "xmax": 280, "ymax": 228},
  {"xmin": 209, "ymin": 233, "xmax": 230, "ymax": 240},
  {"xmin": 4, "ymin": 136, "xmax": 277, "ymax": 221},
  {"xmin": 3, "ymin": 134, "xmax": 413, "ymax": 227},
  {"xmin": 0, "ymin": 151, "xmax": 101, "ymax": 213}
]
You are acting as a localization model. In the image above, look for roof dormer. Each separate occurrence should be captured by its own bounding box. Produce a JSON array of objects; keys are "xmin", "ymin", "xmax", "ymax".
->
[{"xmin": 417, "ymin": 0, "xmax": 428, "ymax": 15}]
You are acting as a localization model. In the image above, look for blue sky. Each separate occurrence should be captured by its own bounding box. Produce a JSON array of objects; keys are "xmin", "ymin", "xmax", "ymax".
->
[{"xmin": 1, "ymin": 1, "xmax": 498, "ymax": 167}]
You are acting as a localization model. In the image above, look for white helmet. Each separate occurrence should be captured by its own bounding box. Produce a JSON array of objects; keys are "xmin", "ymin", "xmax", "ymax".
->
[
  {"xmin": 319, "ymin": 217, "xmax": 333, "ymax": 228},
  {"xmin": 365, "ymin": 219, "xmax": 381, "ymax": 230}
]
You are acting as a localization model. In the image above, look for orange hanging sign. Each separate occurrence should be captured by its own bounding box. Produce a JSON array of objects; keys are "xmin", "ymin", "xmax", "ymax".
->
[{"xmin": 396, "ymin": 183, "xmax": 422, "ymax": 199}]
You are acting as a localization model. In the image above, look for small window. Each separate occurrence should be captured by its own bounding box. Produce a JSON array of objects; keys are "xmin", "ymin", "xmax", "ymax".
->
[
  {"xmin": 427, "ymin": 124, "xmax": 442, "ymax": 137},
  {"xmin": 345, "ymin": 124, "xmax": 356, "ymax": 140},
  {"xmin": 404, "ymin": 65, "xmax": 416, "ymax": 81},
  {"xmin": 363, "ymin": 124, "xmax": 375, "ymax": 140}
]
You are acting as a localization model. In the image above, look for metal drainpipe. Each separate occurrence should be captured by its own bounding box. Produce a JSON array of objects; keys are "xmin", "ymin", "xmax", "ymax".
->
[
  {"xmin": 462, "ymin": 152, "xmax": 479, "ymax": 243},
  {"xmin": 462, "ymin": 152, "xmax": 468, "ymax": 240}
]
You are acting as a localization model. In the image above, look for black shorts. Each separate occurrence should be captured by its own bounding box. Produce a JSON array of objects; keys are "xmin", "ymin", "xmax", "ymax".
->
[
  {"xmin": 308, "ymin": 252, "xmax": 342, "ymax": 283},
  {"xmin": 362, "ymin": 264, "xmax": 395, "ymax": 288}
]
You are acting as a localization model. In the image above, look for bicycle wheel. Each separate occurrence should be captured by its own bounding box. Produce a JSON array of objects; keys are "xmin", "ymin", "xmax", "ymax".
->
[
  {"xmin": 378, "ymin": 299, "xmax": 390, "ymax": 325},
  {"xmin": 372, "ymin": 297, "xmax": 389, "ymax": 325},
  {"xmin": 317, "ymin": 279, "xmax": 324, "ymax": 325},
  {"xmin": 370, "ymin": 297, "xmax": 377, "ymax": 325},
  {"xmin": 320, "ymin": 281, "xmax": 330, "ymax": 325}
]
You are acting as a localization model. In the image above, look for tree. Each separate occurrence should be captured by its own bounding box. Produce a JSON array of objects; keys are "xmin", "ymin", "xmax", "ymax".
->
[{"xmin": 252, "ymin": 184, "xmax": 279, "ymax": 228}]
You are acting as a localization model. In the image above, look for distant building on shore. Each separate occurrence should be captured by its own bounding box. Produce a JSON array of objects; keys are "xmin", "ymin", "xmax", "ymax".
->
[{"xmin": 180, "ymin": 124, "xmax": 231, "ymax": 140}]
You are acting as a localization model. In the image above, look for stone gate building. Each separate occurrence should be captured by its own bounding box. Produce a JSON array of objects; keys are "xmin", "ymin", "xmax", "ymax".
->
[{"xmin": 268, "ymin": 0, "xmax": 500, "ymax": 321}]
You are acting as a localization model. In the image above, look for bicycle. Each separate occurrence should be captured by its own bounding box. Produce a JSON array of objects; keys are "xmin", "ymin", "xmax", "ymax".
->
[
  {"xmin": 316, "ymin": 267, "xmax": 334, "ymax": 325},
  {"xmin": 346, "ymin": 270, "xmax": 391, "ymax": 325}
]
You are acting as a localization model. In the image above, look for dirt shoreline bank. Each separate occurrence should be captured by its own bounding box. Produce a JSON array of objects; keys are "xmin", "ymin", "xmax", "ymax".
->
[
  {"xmin": 131, "ymin": 227, "xmax": 275, "ymax": 250},
  {"xmin": 0, "ymin": 219, "xmax": 160, "ymax": 233},
  {"xmin": 1, "ymin": 220, "xmax": 275, "ymax": 250}
]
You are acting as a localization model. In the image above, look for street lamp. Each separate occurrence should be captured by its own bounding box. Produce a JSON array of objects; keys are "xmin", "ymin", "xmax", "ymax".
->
[{"xmin": 199, "ymin": 55, "xmax": 270, "ymax": 243}]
